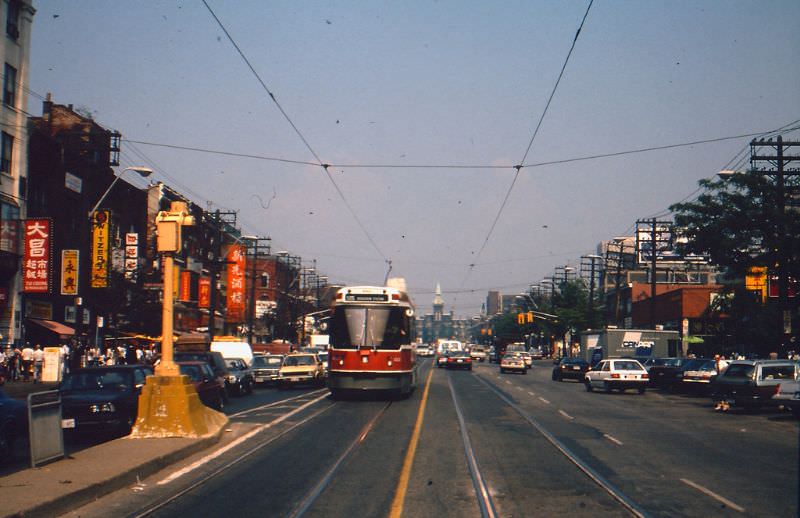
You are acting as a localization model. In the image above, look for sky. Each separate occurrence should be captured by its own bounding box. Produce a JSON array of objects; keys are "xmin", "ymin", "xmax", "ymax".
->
[{"xmin": 28, "ymin": 0, "xmax": 800, "ymax": 317}]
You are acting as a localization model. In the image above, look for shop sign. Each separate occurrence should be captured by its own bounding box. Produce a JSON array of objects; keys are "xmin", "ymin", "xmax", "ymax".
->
[
  {"xmin": 198, "ymin": 276, "xmax": 211, "ymax": 308},
  {"xmin": 0, "ymin": 218, "xmax": 17, "ymax": 253},
  {"xmin": 125, "ymin": 232, "xmax": 138, "ymax": 281},
  {"xmin": 226, "ymin": 245, "xmax": 246, "ymax": 322},
  {"xmin": 23, "ymin": 218, "xmax": 51, "ymax": 293},
  {"xmin": 91, "ymin": 211, "xmax": 110, "ymax": 288},
  {"xmin": 180, "ymin": 270, "xmax": 192, "ymax": 302},
  {"xmin": 60, "ymin": 249, "xmax": 79, "ymax": 296}
]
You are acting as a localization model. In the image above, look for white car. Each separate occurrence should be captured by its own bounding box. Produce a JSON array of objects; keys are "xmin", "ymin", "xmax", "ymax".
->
[
  {"xmin": 584, "ymin": 359, "xmax": 648, "ymax": 394},
  {"xmin": 415, "ymin": 344, "xmax": 434, "ymax": 357}
]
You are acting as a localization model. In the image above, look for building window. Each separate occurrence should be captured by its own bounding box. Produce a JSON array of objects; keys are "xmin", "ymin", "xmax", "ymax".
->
[
  {"xmin": 3, "ymin": 63, "xmax": 15, "ymax": 107},
  {"xmin": 0, "ymin": 132, "xmax": 12, "ymax": 174},
  {"xmin": 260, "ymin": 272, "xmax": 269, "ymax": 288},
  {"xmin": 6, "ymin": 0, "xmax": 19, "ymax": 41}
]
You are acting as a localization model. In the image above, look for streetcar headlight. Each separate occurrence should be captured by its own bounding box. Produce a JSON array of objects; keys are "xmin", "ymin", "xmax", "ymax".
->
[
  {"xmin": 339, "ymin": 359, "xmax": 344, "ymax": 365},
  {"xmin": 387, "ymin": 360, "xmax": 393, "ymax": 367},
  {"xmin": 362, "ymin": 356, "xmax": 369, "ymax": 364}
]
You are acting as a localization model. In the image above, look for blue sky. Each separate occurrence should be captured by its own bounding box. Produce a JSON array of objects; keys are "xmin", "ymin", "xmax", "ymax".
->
[{"xmin": 29, "ymin": 1, "xmax": 800, "ymax": 315}]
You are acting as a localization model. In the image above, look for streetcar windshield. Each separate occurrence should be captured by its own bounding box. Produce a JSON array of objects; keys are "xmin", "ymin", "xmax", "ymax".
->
[{"xmin": 330, "ymin": 306, "xmax": 409, "ymax": 349}]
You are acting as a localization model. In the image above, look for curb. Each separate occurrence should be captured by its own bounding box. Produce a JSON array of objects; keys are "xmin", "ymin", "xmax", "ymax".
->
[{"xmin": 5, "ymin": 428, "xmax": 225, "ymax": 518}]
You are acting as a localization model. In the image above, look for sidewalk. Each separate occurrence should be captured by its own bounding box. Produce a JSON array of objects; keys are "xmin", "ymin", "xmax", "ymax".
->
[{"xmin": 0, "ymin": 381, "xmax": 225, "ymax": 518}]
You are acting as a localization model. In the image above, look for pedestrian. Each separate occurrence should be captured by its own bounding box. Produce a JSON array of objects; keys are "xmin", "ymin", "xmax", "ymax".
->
[
  {"xmin": 33, "ymin": 344, "xmax": 44, "ymax": 383},
  {"xmin": 9, "ymin": 346, "xmax": 20, "ymax": 381},
  {"xmin": 21, "ymin": 343, "xmax": 34, "ymax": 381}
]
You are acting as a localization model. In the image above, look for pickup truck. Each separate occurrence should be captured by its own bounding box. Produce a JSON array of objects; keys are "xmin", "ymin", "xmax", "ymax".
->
[{"xmin": 773, "ymin": 380, "xmax": 800, "ymax": 417}]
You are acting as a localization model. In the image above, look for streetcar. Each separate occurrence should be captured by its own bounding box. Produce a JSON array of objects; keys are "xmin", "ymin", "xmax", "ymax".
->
[{"xmin": 327, "ymin": 284, "xmax": 418, "ymax": 398}]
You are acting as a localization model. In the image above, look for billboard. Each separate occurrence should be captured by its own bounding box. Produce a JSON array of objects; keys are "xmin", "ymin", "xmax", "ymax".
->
[{"xmin": 23, "ymin": 219, "xmax": 52, "ymax": 293}]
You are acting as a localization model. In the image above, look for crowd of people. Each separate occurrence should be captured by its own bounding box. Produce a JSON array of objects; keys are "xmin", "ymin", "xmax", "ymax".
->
[{"xmin": 0, "ymin": 340, "xmax": 157, "ymax": 384}]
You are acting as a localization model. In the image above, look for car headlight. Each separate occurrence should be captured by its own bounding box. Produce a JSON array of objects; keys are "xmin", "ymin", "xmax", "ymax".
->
[
  {"xmin": 90, "ymin": 402, "xmax": 116, "ymax": 413},
  {"xmin": 227, "ymin": 375, "xmax": 237, "ymax": 383}
]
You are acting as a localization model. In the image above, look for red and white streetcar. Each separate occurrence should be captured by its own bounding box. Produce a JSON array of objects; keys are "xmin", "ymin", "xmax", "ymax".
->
[{"xmin": 327, "ymin": 284, "xmax": 417, "ymax": 398}]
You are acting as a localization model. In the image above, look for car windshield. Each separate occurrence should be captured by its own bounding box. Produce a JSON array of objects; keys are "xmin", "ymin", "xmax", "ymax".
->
[
  {"xmin": 613, "ymin": 360, "xmax": 643, "ymax": 371},
  {"xmin": 179, "ymin": 364, "xmax": 203, "ymax": 381},
  {"xmin": 226, "ymin": 359, "xmax": 243, "ymax": 369},
  {"xmin": 683, "ymin": 359, "xmax": 715, "ymax": 371},
  {"xmin": 283, "ymin": 355, "xmax": 315, "ymax": 367},
  {"xmin": 62, "ymin": 370, "xmax": 132, "ymax": 392}
]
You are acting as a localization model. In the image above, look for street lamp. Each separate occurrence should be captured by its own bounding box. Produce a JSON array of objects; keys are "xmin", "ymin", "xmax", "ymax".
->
[{"xmin": 88, "ymin": 166, "xmax": 153, "ymax": 217}]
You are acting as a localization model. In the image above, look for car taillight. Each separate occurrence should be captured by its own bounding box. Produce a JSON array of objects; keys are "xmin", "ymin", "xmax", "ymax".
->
[
  {"xmin": 641, "ymin": 373, "xmax": 648, "ymax": 379},
  {"xmin": 775, "ymin": 384, "xmax": 781, "ymax": 396},
  {"xmin": 611, "ymin": 373, "xmax": 620, "ymax": 379}
]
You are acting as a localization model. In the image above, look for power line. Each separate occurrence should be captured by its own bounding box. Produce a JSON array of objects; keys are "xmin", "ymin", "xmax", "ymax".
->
[{"xmin": 202, "ymin": 0, "xmax": 387, "ymax": 263}]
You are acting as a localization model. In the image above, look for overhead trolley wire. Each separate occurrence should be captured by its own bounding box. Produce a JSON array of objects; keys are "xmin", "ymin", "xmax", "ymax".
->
[{"xmin": 201, "ymin": 0, "xmax": 388, "ymax": 264}]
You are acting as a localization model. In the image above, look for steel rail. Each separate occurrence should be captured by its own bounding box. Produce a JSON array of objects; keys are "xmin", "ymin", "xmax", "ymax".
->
[
  {"xmin": 475, "ymin": 374, "xmax": 650, "ymax": 518},
  {"xmin": 447, "ymin": 373, "xmax": 498, "ymax": 518},
  {"xmin": 228, "ymin": 388, "xmax": 329, "ymax": 418},
  {"xmin": 129, "ymin": 398, "xmax": 334, "ymax": 518},
  {"xmin": 288, "ymin": 401, "xmax": 392, "ymax": 518}
]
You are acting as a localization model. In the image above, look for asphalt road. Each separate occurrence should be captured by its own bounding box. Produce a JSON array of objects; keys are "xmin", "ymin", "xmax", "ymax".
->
[{"xmin": 60, "ymin": 359, "xmax": 798, "ymax": 518}]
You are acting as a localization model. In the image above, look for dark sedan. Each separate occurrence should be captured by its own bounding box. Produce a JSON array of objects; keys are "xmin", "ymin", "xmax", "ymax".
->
[
  {"xmin": 645, "ymin": 357, "xmax": 688, "ymax": 388},
  {"xmin": 177, "ymin": 362, "xmax": 226, "ymax": 411},
  {"xmin": 437, "ymin": 352, "xmax": 450, "ymax": 369},
  {"xmin": 0, "ymin": 388, "xmax": 26, "ymax": 463},
  {"xmin": 60, "ymin": 365, "xmax": 152, "ymax": 436},
  {"xmin": 552, "ymin": 357, "xmax": 590, "ymax": 382},
  {"xmin": 445, "ymin": 352, "xmax": 473, "ymax": 371}
]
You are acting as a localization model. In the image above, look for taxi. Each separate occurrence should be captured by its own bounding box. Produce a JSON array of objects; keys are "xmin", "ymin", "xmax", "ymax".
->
[{"xmin": 278, "ymin": 353, "xmax": 325, "ymax": 388}]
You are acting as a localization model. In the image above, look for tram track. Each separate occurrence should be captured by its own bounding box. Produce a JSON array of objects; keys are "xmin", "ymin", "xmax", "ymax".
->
[
  {"xmin": 128, "ymin": 391, "xmax": 335, "ymax": 518},
  {"xmin": 473, "ymin": 373, "xmax": 650, "ymax": 518}
]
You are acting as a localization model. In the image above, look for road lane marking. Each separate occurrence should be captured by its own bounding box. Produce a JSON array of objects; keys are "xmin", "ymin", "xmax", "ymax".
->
[
  {"xmin": 389, "ymin": 364, "xmax": 434, "ymax": 518},
  {"xmin": 158, "ymin": 393, "xmax": 329, "ymax": 485},
  {"xmin": 504, "ymin": 380, "xmax": 512, "ymax": 385},
  {"xmin": 229, "ymin": 389, "xmax": 327, "ymax": 418},
  {"xmin": 680, "ymin": 478, "xmax": 745, "ymax": 513},
  {"xmin": 538, "ymin": 397, "xmax": 550, "ymax": 404},
  {"xmin": 527, "ymin": 391, "xmax": 535, "ymax": 396},
  {"xmin": 603, "ymin": 434, "xmax": 623, "ymax": 446},
  {"xmin": 558, "ymin": 410, "xmax": 574, "ymax": 420}
]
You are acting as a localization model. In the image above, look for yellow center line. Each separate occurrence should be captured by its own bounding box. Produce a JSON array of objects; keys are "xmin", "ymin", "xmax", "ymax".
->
[{"xmin": 388, "ymin": 364, "xmax": 435, "ymax": 518}]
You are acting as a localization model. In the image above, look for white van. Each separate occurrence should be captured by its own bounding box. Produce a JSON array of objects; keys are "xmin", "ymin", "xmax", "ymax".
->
[{"xmin": 210, "ymin": 340, "xmax": 254, "ymax": 366}]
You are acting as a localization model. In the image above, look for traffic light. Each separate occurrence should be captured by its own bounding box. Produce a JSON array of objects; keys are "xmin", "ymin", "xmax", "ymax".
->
[
  {"xmin": 527, "ymin": 311, "xmax": 534, "ymax": 323},
  {"xmin": 517, "ymin": 313, "xmax": 525, "ymax": 324}
]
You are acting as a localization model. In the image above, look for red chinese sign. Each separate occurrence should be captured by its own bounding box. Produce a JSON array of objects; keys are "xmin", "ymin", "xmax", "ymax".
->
[
  {"xmin": 198, "ymin": 277, "xmax": 211, "ymax": 308},
  {"xmin": 23, "ymin": 219, "xmax": 51, "ymax": 293},
  {"xmin": 180, "ymin": 270, "xmax": 192, "ymax": 302},
  {"xmin": 226, "ymin": 245, "xmax": 246, "ymax": 322}
]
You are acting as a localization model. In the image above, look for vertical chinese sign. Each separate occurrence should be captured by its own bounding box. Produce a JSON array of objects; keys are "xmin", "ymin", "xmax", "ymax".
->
[
  {"xmin": 226, "ymin": 245, "xmax": 246, "ymax": 322},
  {"xmin": 91, "ymin": 210, "xmax": 110, "ymax": 288},
  {"xmin": 180, "ymin": 270, "xmax": 192, "ymax": 302},
  {"xmin": 198, "ymin": 277, "xmax": 211, "ymax": 308},
  {"xmin": 23, "ymin": 219, "xmax": 51, "ymax": 293},
  {"xmin": 60, "ymin": 250, "xmax": 79, "ymax": 296},
  {"xmin": 124, "ymin": 232, "xmax": 138, "ymax": 281}
]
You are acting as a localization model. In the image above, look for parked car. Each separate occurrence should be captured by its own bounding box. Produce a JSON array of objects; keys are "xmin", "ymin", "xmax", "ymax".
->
[
  {"xmin": 676, "ymin": 358, "xmax": 719, "ymax": 393},
  {"xmin": 584, "ymin": 359, "xmax": 648, "ymax": 394},
  {"xmin": 469, "ymin": 345, "xmax": 487, "ymax": 362},
  {"xmin": 436, "ymin": 352, "xmax": 450, "ymax": 369},
  {"xmin": 251, "ymin": 354, "xmax": 284, "ymax": 385},
  {"xmin": 644, "ymin": 357, "xmax": 688, "ymax": 389},
  {"xmin": 773, "ymin": 379, "xmax": 800, "ymax": 417},
  {"xmin": 711, "ymin": 360, "xmax": 799, "ymax": 412},
  {"xmin": 446, "ymin": 351, "xmax": 473, "ymax": 371},
  {"xmin": 60, "ymin": 365, "xmax": 153, "ymax": 435},
  {"xmin": 174, "ymin": 351, "xmax": 232, "ymax": 400},
  {"xmin": 500, "ymin": 355, "xmax": 526, "ymax": 375},
  {"xmin": 225, "ymin": 358, "xmax": 255, "ymax": 396},
  {"xmin": 177, "ymin": 361, "xmax": 226, "ymax": 410},
  {"xmin": 552, "ymin": 357, "xmax": 591, "ymax": 382},
  {"xmin": 278, "ymin": 353, "xmax": 325, "ymax": 388},
  {"xmin": 0, "ymin": 388, "xmax": 26, "ymax": 463}
]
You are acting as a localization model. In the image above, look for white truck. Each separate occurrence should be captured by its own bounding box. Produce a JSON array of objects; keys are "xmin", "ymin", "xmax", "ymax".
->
[{"xmin": 773, "ymin": 379, "xmax": 800, "ymax": 418}]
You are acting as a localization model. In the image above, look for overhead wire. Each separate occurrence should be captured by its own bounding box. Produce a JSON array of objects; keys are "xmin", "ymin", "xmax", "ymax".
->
[{"xmin": 201, "ymin": 0, "xmax": 387, "ymax": 265}]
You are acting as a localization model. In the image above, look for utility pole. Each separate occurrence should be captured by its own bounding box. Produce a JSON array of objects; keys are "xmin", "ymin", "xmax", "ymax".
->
[
  {"xmin": 205, "ymin": 210, "xmax": 238, "ymax": 343},
  {"xmin": 636, "ymin": 219, "xmax": 672, "ymax": 329},
  {"xmin": 581, "ymin": 254, "xmax": 603, "ymax": 327},
  {"xmin": 750, "ymin": 136, "xmax": 800, "ymax": 352}
]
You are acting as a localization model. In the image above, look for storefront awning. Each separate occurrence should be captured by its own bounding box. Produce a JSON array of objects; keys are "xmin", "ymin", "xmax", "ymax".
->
[{"xmin": 27, "ymin": 318, "xmax": 75, "ymax": 337}]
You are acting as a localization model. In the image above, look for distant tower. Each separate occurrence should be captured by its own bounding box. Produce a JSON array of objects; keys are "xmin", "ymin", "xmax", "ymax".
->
[{"xmin": 433, "ymin": 283, "xmax": 444, "ymax": 321}]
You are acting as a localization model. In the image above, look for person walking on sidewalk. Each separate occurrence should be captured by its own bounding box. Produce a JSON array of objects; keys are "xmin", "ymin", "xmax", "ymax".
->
[
  {"xmin": 33, "ymin": 344, "xmax": 44, "ymax": 383},
  {"xmin": 20, "ymin": 343, "xmax": 34, "ymax": 382}
]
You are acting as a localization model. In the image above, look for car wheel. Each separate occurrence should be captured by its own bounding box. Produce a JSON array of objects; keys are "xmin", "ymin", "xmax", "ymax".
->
[
  {"xmin": 585, "ymin": 380, "xmax": 593, "ymax": 392},
  {"xmin": 791, "ymin": 406, "xmax": 800, "ymax": 419},
  {"xmin": 521, "ymin": 369, "xmax": 527, "ymax": 375},
  {"xmin": 638, "ymin": 386, "xmax": 646, "ymax": 394},
  {"xmin": 500, "ymin": 368, "xmax": 505, "ymax": 374},
  {"xmin": 604, "ymin": 382, "xmax": 612, "ymax": 393}
]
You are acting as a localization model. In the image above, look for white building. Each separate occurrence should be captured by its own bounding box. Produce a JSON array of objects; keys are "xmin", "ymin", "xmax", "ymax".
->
[{"xmin": 0, "ymin": 0, "xmax": 35, "ymax": 345}]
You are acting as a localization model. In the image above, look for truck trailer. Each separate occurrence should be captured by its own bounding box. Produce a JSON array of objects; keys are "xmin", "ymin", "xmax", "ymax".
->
[{"xmin": 580, "ymin": 328, "xmax": 682, "ymax": 365}]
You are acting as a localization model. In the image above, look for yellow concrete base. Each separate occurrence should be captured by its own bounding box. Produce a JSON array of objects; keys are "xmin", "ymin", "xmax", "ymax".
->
[{"xmin": 130, "ymin": 375, "xmax": 228, "ymax": 439}]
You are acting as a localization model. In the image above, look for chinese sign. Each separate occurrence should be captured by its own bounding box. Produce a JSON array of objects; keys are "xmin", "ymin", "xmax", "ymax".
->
[
  {"xmin": 198, "ymin": 276, "xmax": 211, "ymax": 308},
  {"xmin": 180, "ymin": 270, "xmax": 192, "ymax": 302},
  {"xmin": 60, "ymin": 249, "xmax": 79, "ymax": 296},
  {"xmin": 91, "ymin": 211, "xmax": 110, "ymax": 288},
  {"xmin": 23, "ymin": 219, "xmax": 51, "ymax": 293},
  {"xmin": 226, "ymin": 245, "xmax": 246, "ymax": 322},
  {"xmin": 125, "ymin": 232, "xmax": 138, "ymax": 281}
]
